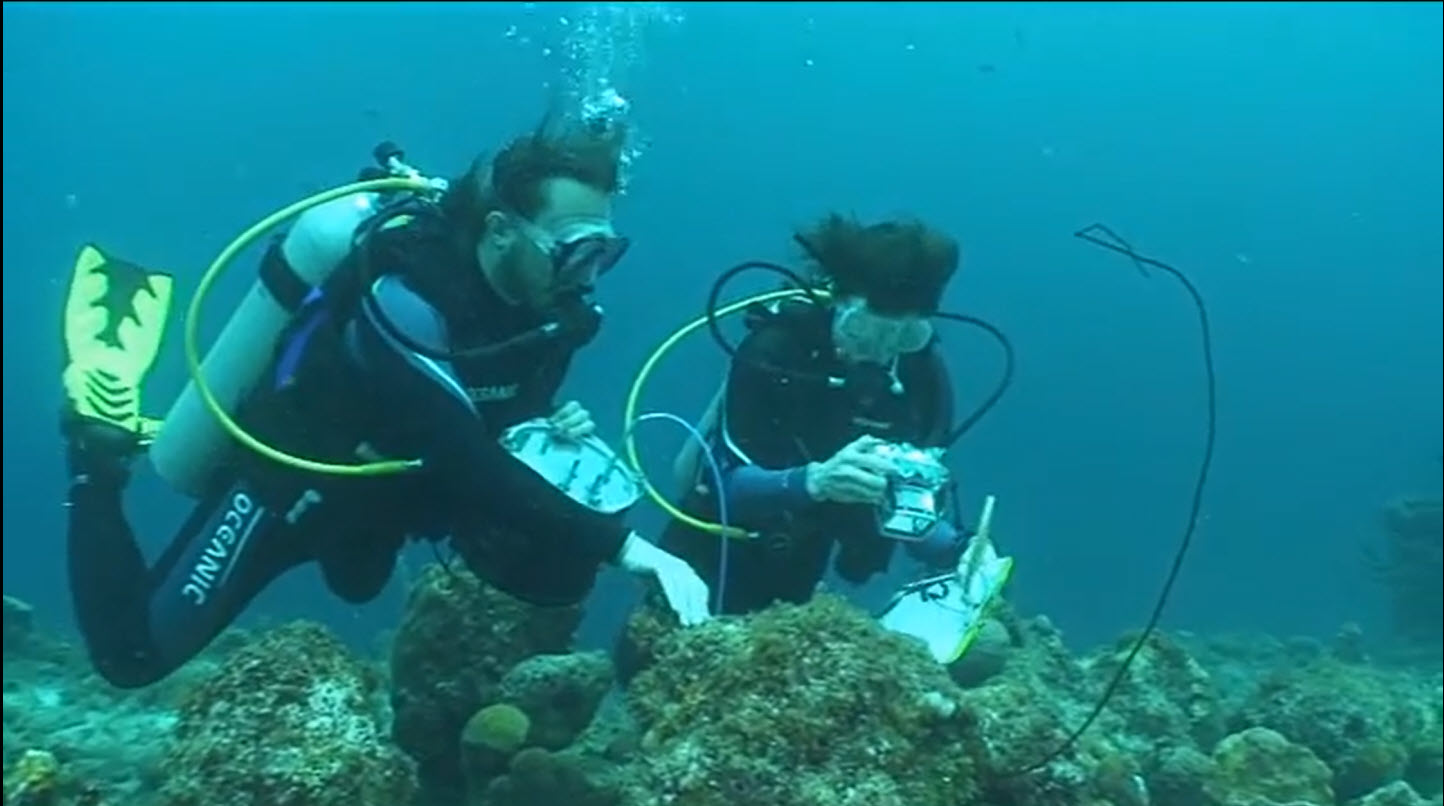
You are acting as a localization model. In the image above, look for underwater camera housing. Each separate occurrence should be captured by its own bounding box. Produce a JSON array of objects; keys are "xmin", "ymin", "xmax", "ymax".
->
[
  {"xmin": 873, "ymin": 442, "xmax": 950, "ymax": 541},
  {"xmin": 499, "ymin": 418, "xmax": 642, "ymax": 515}
]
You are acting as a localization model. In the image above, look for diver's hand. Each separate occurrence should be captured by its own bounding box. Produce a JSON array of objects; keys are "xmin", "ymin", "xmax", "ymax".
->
[
  {"xmin": 615, "ymin": 532, "xmax": 711, "ymax": 626},
  {"xmin": 805, "ymin": 435, "xmax": 895, "ymax": 505},
  {"xmin": 549, "ymin": 400, "xmax": 596, "ymax": 440}
]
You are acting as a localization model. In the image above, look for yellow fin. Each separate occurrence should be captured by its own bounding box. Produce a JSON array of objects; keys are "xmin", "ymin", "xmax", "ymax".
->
[{"xmin": 61, "ymin": 244, "xmax": 175, "ymax": 435}]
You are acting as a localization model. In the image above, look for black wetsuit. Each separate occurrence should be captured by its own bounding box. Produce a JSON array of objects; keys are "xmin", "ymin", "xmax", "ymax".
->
[
  {"xmin": 658, "ymin": 302, "xmax": 961, "ymax": 616},
  {"xmin": 65, "ymin": 213, "xmax": 628, "ymax": 688}
]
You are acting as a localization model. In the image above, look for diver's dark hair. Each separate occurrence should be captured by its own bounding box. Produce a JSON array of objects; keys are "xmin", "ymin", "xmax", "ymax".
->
[
  {"xmin": 795, "ymin": 213, "xmax": 960, "ymax": 315},
  {"xmin": 443, "ymin": 115, "xmax": 628, "ymax": 245}
]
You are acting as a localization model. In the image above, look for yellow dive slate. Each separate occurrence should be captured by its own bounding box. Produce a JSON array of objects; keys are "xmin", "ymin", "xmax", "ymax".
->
[
  {"xmin": 878, "ymin": 494, "xmax": 1015, "ymax": 665},
  {"xmin": 61, "ymin": 243, "xmax": 173, "ymax": 442}
]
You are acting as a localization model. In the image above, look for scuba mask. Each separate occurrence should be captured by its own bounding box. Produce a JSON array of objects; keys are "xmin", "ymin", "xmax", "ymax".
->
[
  {"xmin": 515, "ymin": 217, "xmax": 623, "ymax": 353},
  {"xmin": 514, "ymin": 215, "xmax": 630, "ymax": 293},
  {"xmin": 832, "ymin": 297, "xmax": 935, "ymax": 365}
]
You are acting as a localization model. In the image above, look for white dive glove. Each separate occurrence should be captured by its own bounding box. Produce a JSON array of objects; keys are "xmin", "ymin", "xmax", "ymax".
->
[{"xmin": 615, "ymin": 532, "xmax": 711, "ymax": 627}]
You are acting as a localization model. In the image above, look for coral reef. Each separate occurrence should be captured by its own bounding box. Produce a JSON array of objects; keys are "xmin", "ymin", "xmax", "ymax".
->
[
  {"xmin": 1079, "ymin": 628, "xmax": 1228, "ymax": 757},
  {"xmin": 481, "ymin": 747, "xmax": 626, "ymax": 806},
  {"xmin": 622, "ymin": 594, "xmax": 980, "ymax": 806},
  {"xmin": 492, "ymin": 694, "xmax": 640, "ymax": 805},
  {"xmin": 3, "ymin": 749, "xmax": 61, "ymax": 806},
  {"xmin": 617, "ymin": 592, "xmax": 1442, "ymax": 806},
  {"xmin": 1232, "ymin": 656, "xmax": 1443, "ymax": 800},
  {"xmin": 5, "ymin": 602, "xmax": 409, "ymax": 806},
  {"xmin": 949, "ymin": 616, "xmax": 1013, "ymax": 687},
  {"xmin": 388, "ymin": 565, "xmax": 583, "ymax": 804},
  {"xmin": 5, "ymin": 566, "xmax": 1442, "ymax": 806},
  {"xmin": 1146, "ymin": 745, "xmax": 1215, "ymax": 806},
  {"xmin": 497, "ymin": 651, "xmax": 614, "ymax": 751},
  {"xmin": 460, "ymin": 703, "xmax": 532, "ymax": 798},
  {"xmin": 386, "ymin": 566, "xmax": 583, "ymax": 803},
  {"xmin": 463, "ymin": 703, "xmax": 533, "ymax": 755},
  {"xmin": 1204, "ymin": 727, "xmax": 1336, "ymax": 805},
  {"xmin": 2, "ymin": 595, "xmax": 229, "ymax": 806},
  {"xmin": 159, "ymin": 620, "xmax": 417, "ymax": 806},
  {"xmin": 1352, "ymin": 781, "xmax": 1437, "ymax": 806},
  {"xmin": 462, "ymin": 689, "xmax": 637, "ymax": 806},
  {"xmin": 943, "ymin": 613, "xmax": 1154, "ymax": 806},
  {"xmin": 4, "ymin": 596, "xmax": 36, "ymax": 656}
]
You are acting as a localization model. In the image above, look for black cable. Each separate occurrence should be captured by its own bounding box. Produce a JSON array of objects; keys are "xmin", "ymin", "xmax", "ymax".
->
[
  {"xmin": 704, "ymin": 261, "xmax": 1015, "ymax": 437},
  {"xmin": 1001, "ymin": 223, "xmax": 1218, "ymax": 778},
  {"xmin": 704, "ymin": 260, "xmax": 831, "ymax": 386},
  {"xmin": 937, "ymin": 313, "xmax": 1015, "ymax": 448}
]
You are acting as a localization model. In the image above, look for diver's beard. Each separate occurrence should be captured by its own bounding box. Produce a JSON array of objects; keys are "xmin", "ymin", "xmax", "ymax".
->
[{"xmin": 484, "ymin": 247, "xmax": 537, "ymax": 308}]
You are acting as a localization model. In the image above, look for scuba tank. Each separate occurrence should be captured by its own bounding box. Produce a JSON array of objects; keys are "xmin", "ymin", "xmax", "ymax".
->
[{"xmin": 150, "ymin": 143, "xmax": 439, "ymax": 496}]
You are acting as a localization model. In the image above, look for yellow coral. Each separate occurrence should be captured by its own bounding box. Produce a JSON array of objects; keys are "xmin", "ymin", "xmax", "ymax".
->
[
  {"xmin": 3, "ymin": 749, "xmax": 60, "ymax": 805},
  {"xmin": 462, "ymin": 703, "xmax": 531, "ymax": 754}
]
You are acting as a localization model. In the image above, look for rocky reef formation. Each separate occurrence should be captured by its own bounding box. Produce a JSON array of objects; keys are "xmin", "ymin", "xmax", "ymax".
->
[
  {"xmin": 3, "ymin": 600, "xmax": 416, "ymax": 806},
  {"xmin": 158, "ymin": 621, "xmax": 417, "ymax": 806},
  {"xmin": 470, "ymin": 695, "xmax": 635, "ymax": 806},
  {"xmin": 1231, "ymin": 651, "xmax": 1442, "ymax": 800},
  {"xmin": 613, "ymin": 592, "xmax": 1442, "ymax": 806},
  {"xmin": 3, "ymin": 593, "xmax": 221, "ymax": 805},
  {"xmin": 495, "ymin": 651, "xmax": 614, "ymax": 752},
  {"xmin": 5, "ymin": 563, "xmax": 1442, "ymax": 806},
  {"xmin": 1203, "ymin": 726, "xmax": 1336, "ymax": 805},
  {"xmin": 388, "ymin": 564, "xmax": 583, "ymax": 804},
  {"xmin": 624, "ymin": 594, "xmax": 978, "ymax": 806}
]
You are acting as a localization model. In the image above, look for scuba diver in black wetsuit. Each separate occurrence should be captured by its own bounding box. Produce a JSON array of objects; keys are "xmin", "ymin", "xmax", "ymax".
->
[
  {"xmin": 618, "ymin": 214, "xmax": 1220, "ymax": 779},
  {"xmin": 659, "ymin": 213, "xmax": 980, "ymax": 616},
  {"xmin": 59, "ymin": 125, "xmax": 710, "ymax": 690},
  {"xmin": 611, "ymin": 212, "xmax": 1017, "ymax": 685}
]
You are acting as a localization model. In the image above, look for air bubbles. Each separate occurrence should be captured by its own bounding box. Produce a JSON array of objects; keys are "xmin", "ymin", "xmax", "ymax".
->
[
  {"xmin": 553, "ymin": 4, "xmax": 685, "ymax": 189},
  {"xmin": 581, "ymin": 86, "xmax": 631, "ymax": 133},
  {"xmin": 497, "ymin": 4, "xmax": 685, "ymax": 192}
]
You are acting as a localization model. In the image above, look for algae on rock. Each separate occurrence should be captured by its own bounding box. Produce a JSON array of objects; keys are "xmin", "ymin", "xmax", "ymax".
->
[
  {"xmin": 159, "ymin": 620, "xmax": 417, "ymax": 806},
  {"xmin": 1233, "ymin": 657, "xmax": 1442, "ymax": 800},
  {"xmin": 624, "ymin": 594, "xmax": 980, "ymax": 806},
  {"xmin": 1205, "ymin": 726, "xmax": 1336, "ymax": 806},
  {"xmin": 389, "ymin": 565, "xmax": 581, "ymax": 804}
]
